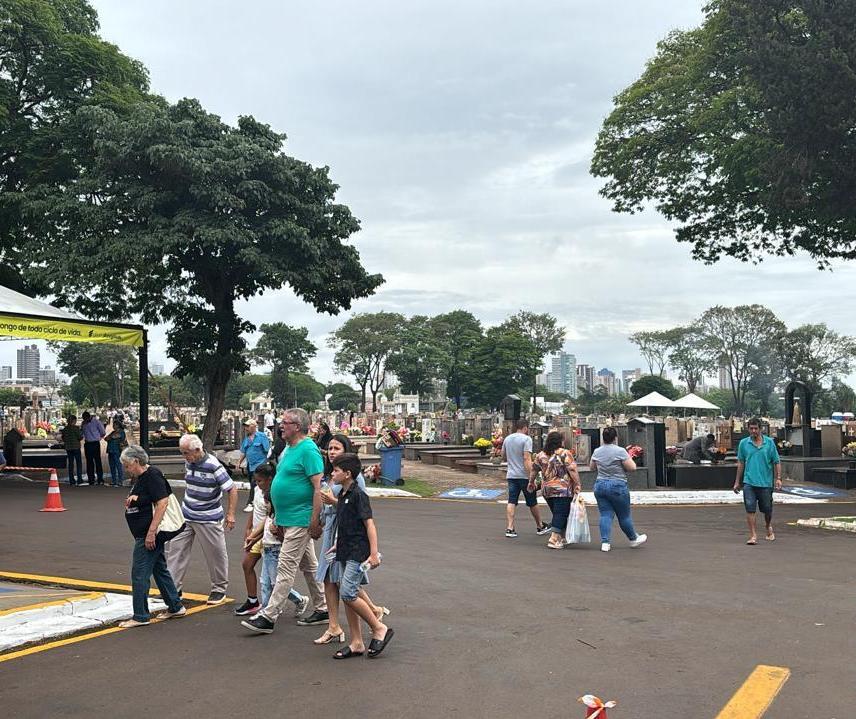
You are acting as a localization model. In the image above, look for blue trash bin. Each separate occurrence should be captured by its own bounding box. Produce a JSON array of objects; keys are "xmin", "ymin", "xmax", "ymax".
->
[{"xmin": 378, "ymin": 445, "xmax": 404, "ymax": 486}]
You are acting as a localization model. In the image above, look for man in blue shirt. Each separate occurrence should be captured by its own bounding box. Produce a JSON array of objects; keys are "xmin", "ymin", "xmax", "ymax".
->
[
  {"xmin": 734, "ymin": 417, "xmax": 782, "ymax": 545},
  {"xmin": 239, "ymin": 418, "xmax": 271, "ymax": 512}
]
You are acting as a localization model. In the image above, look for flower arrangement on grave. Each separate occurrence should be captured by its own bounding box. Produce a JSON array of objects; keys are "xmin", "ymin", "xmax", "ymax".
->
[
  {"xmin": 376, "ymin": 427, "xmax": 402, "ymax": 449},
  {"xmin": 396, "ymin": 426, "xmax": 410, "ymax": 442},
  {"xmin": 442, "ymin": 430, "xmax": 450, "ymax": 444},
  {"xmin": 776, "ymin": 439, "xmax": 793, "ymax": 456},
  {"xmin": 627, "ymin": 445, "xmax": 644, "ymax": 461},
  {"xmin": 843, "ymin": 441, "xmax": 856, "ymax": 458},
  {"xmin": 365, "ymin": 464, "xmax": 382, "ymax": 483},
  {"xmin": 474, "ymin": 437, "xmax": 492, "ymax": 455},
  {"xmin": 410, "ymin": 429, "xmax": 422, "ymax": 442},
  {"xmin": 665, "ymin": 446, "xmax": 679, "ymax": 464},
  {"xmin": 348, "ymin": 426, "xmax": 362, "ymax": 436},
  {"xmin": 361, "ymin": 424, "xmax": 377, "ymax": 436},
  {"xmin": 491, "ymin": 429, "xmax": 504, "ymax": 457},
  {"xmin": 461, "ymin": 433, "xmax": 473, "ymax": 446}
]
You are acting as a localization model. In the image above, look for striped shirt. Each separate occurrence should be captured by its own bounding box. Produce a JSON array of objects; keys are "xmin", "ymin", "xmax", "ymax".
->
[{"xmin": 182, "ymin": 453, "xmax": 235, "ymax": 523}]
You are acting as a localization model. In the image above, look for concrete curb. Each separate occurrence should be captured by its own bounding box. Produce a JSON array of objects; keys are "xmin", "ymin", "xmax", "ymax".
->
[
  {"xmin": 494, "ymin": 491, "xmax": 828, "ymax": 506},
  {"xmin": 0, "ymin": 593, "xmax": 165, "ymax": 652},
  {"xmin": 795, "ymin": 517, "xmax": 856, "ymax": 532},
  {"xmin": 166, "ymin": 479, "xmax": 419, "ymax": 499}
]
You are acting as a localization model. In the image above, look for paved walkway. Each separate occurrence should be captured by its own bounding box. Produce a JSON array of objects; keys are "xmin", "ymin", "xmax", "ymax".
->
[{"xmin": 0, "ymin": 479, "xmax": 854, "ymax": 717}]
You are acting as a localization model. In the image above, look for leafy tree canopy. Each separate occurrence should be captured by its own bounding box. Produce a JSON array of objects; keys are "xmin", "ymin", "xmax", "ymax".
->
[
  {"xmin": 592, "ymin": 0, "xmax": 856, "ymax": 264},
  {"xmin": 629, "ymin": 374, "xmax": 680, "ymax": 401},
  {"xmin": 26, "ymin": 98, "xmax": 381, "ymax": 447}
]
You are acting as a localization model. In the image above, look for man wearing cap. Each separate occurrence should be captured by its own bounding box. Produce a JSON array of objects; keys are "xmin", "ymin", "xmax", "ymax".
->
[{"xmin": 239, "ymin": 418, "xmax": 271, "ymax": 513}]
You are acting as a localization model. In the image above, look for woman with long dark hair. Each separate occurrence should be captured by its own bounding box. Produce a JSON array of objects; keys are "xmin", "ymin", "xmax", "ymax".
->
[
  {"xmin": 531, "ymin": 430, "xmax": 580, "ymax": 549},
  {"xmin": 590, "ymin": 426, "xmax": 647, "ymax": 552}
]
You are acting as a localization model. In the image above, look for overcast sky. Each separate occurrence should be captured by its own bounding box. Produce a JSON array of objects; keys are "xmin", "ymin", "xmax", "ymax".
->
[{"xmin": 4, "ymin": 0, "xmax": 856, "ymax": 386}]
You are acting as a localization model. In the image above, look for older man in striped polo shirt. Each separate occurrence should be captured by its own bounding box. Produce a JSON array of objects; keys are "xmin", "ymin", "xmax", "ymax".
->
[{"xmin": 166, "ymin": 434, "xmax": 239, "ymax": 604}]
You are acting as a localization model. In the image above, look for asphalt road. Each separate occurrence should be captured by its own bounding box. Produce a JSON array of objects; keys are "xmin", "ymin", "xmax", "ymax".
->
[{"xmin": 1, "ymin": 480, "xmax": 854, "ymax": 718}]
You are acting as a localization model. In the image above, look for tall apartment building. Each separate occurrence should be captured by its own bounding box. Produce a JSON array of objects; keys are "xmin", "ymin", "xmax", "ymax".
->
[
  {"xmin": 0, "ymin": 366, "xmax": 11, "ymax": 380},
  {"xmin": 16, "ymin": 344, "xmax": 40, "ymax": 381},
  {"xmin": 622, "ymin": 368, "xmax": 642, "ymax": 394},
  {"xmin": 576, "ymin": 363, "xmax": 595, "ymax": 393},
  {"xmin": 548, "ymin": 352, "xmax": 577, "ymax": 397},
  {"xmin": 37, "ymin": 367, "xmax": 56, "ymax": 385},
  {"xmin": 595, "ymin": 367, "xmax": 618, "ymax": 396},
  {"xmin": 151, "ymin": 363, "xmax": 165, "ymax": 376}
]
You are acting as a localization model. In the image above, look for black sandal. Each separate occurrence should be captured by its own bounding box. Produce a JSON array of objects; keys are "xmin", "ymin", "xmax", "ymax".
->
[
  {"xmin": 367, "ymin": 627, "xmax": 395, "ymax": 658},
  {"xmin": 333, "ymin": 646, "xmax": 364, "ymax": 660}
]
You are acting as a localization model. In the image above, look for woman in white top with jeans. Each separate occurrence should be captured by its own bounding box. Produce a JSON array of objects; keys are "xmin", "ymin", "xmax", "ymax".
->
[{"xmin": 590, "ymin": 426, "xmax": 647, "ymax": 552}]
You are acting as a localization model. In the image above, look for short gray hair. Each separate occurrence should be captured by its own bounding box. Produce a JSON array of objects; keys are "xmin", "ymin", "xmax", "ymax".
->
[
  {"xmin": 284, "ymin": 407, "xmax": 310, "ymax": 433},
  {"xmin": 120, "ymin": 444, "xmax": 149, "ymax": 466},
  {"xmin": 179, "ymin": 433, "xmax": 203, "ymax": 450}
]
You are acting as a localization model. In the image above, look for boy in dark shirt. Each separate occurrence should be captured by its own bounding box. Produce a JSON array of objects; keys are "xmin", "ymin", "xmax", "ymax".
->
[{"xmin": 330, "ymin": 452, "xmax": 394, "ymax": 659}]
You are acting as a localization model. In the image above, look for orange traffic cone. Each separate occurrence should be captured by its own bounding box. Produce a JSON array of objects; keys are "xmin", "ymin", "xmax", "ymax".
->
[
  {"xmin": 40, "ymin": 470, "xmax": 67, "ymax": 512},
  {"xmin": 579, "ymin": 695, "xmax": 617, "ymax": 718}
]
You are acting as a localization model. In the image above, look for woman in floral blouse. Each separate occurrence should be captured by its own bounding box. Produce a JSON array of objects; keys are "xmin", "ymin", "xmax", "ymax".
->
[{"xmin": 531, "ymin": 431, "xmax": 581, "ymax": 549}]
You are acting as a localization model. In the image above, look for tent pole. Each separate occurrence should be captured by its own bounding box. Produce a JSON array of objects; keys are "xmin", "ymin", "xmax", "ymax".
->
[{"xmin": 139, "ymin": 332, "xmax": 149, "ymax": 451}]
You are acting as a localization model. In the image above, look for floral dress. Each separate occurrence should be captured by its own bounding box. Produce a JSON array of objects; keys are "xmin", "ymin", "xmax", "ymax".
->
[{"xmin": 534, "ymin": 447, "xmax": 579, "ymax": 498}]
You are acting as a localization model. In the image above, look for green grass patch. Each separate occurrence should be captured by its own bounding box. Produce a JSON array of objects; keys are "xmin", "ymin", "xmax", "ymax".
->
[
  {"xmin": 829, "ymin": 516, "xmax": 856, "ymax": 523},
  {"xmin": 397, "ymin": 478, "xmax": 439, "ymax": 497}
]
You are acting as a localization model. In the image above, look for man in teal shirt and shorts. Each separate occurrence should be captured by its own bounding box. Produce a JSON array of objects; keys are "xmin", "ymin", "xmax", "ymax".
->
[
  {"xmin": 241, "ymin": 408, "xmax": 328, "ymax": 634},
  {"xmin": 734, "ymin": 417, "xmax": 782, "ymax": 545}
]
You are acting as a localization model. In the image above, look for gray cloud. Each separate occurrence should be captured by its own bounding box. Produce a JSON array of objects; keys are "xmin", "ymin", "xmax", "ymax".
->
[{"xmin": 5, "ymin": 1, "xmax": 855, "ymax": 391}]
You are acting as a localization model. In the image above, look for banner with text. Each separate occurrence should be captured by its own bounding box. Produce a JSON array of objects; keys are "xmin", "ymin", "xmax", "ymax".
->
[{"xmin": 0, "ymin": 315, "xmax": 144, "ymax": 348}]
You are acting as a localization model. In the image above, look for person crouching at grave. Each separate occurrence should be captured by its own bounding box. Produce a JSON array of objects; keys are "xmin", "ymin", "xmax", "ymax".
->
[
  {"xmin": 328, "ymin": 452, "xmax": 393, "ymax": 659},
  {"xmin": 590, "ymin": 426, "xmax": 647, "ymax": 552}
]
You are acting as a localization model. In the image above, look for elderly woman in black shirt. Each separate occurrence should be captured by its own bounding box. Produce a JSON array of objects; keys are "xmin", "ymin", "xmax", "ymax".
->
[{"xmin": 120, "ymin": 444, "xmax": 185, "ymax": 627}]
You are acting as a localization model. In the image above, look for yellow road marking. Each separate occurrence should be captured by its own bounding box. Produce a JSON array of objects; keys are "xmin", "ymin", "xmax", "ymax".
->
[
  {"xmin": 0, "ymin": 571, "xmax": 230, "ymax": 664},
  {"xmin": 0, "ymin": 591, "xmax": 103, "ymax": 617},
  {"xmin": 715, "ymin": 664, "xmax": 790, "ymax": 719},
  {"xmin": 0, "ymin": 603, "xmax": 215, "ymax": 665}
]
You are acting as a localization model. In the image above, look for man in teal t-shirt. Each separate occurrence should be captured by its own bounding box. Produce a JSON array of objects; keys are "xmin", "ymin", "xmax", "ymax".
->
[
  {"xmin": 242, "ymin": 408, "xmax": 328, "ymax": 635},
  {"xmin": 734, "ymin": 417, "xmax": 782, "ymax": 545}
]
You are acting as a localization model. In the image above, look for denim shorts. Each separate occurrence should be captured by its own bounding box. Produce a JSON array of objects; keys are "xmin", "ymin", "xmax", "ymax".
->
[
  {"xmin": 338, "ymin": 559, "xmax": 367, "ymax": 602},
  {"xmin": 743, "ymin": 485, "xmax": 773, "ymax": 515},
  {"xmin": 507, "ymin": 477, "xmax": 537, "ymax": 507}
]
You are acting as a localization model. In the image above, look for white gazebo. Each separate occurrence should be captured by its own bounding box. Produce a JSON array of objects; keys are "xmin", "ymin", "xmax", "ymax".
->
[
  {"xmin": 627, "ymin": 391, "xmax": 676, "ymax": 409},
  {"xmin": 672, "ymin": 393, "xmax": 720, "ymax": 411}
]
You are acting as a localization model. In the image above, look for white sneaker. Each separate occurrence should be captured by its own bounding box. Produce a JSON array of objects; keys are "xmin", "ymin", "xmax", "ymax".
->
[
  {"xmin": 243, "ymin": 504, "xmax": 254, "ymax": 513},
  {"xmin": 629, "ymin": 534, "xmax": 647, "ymax": 548},
  {"xmin": 295, "ymin": 594, "xmax": 310, "ymax": 617},
  {"xmin": 160, "ymin": 606, "xmax": 187, "ymax": 619},
  {"xmin": 601, "ymin": 543, "xmax": 611, "ymax": 552}
]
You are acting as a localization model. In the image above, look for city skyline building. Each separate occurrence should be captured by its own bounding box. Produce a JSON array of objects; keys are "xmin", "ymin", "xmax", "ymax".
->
[
  {"xmin": 16, "ymin": 344, "xmax": 39, "ymax": 382},
  {"xmin": 548, "ymin": 351, "xmax": 577, "ymax": 398},
  {"xmin": 0, "ymin": 366, "xmax": 11, "ymax": 380}
]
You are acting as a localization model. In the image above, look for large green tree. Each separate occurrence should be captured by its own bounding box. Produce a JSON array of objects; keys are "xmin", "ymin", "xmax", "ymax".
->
[
  {"xmin": 429, "ymin": 310, "xmax": 483, "ymax": 409},
  {"xmin": 326, "ymin": 382, "xmax": 360, "ymax": 412},
  {"xmin": 592, "ymin": 1, "xmax": 856, "ymax": 264},
  {"xmin": 667, "ymin": 326, "xmax": 717, "ymax": 394},
  {"xmin": 0, "ymin": 0, "xmax": 148, "ymax": 292},
  {"xmin": 27, "ymin": 98, "xmax": 381, "ymax": 448},
  {"xmin": 500, "ymin": 311, "xmax": 565, "ymax": 407},
  {"xmin": 698, "ymin": 305, "xmax": 785, "ymax": 414},
  {"xmin": 629, "ymin": 330, "xmax": 673, "ymax": 377},
  {"xmin": 629, "ymin": 374, "xmax": 680, "ymax": 401},
  {"xmin": 386, "ymin": 315, "xmax": 448, "ymax": 396},
  {"xmin": 251, "ymin": 323, "xmax": 317, "ymax": 408},
  {"xmin": 52, "ymin": 342, "xmax": 138, "ymax": 407},
  {"xmin": 329, "ymin": 312, "xmax": 402, "ymax": 412},
  {"xmin": 777, "ymin": 323, "xmax": 856, "ymax": 393},
  {"xmin": 464, "ymin": 327, "xmax": 541, "ymax": 410}
]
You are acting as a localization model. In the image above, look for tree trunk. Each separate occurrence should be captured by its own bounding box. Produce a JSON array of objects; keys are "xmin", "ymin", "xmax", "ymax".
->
[{"xmin": 201, "ymin": 297, "xmax": 240, "ymax": 451}]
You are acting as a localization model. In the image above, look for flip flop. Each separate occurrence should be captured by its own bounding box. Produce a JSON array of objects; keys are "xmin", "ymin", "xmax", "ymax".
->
[
  {"xmin": 333, "ymin": 646, "xmax": 364, "ymax": 659},
  {"xmin": 746, "ymin": 538, "xmax": 757, "ymax": 545},
  {"xmin": 766, "ymin": 533, "xmax": 775, "ymax": 541},
  {"xmin": 367, "ymin": 627, "xmax": 395, "ymax": 658}
]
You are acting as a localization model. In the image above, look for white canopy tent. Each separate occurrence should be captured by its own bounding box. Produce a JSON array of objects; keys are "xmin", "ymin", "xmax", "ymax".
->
[
  {"xmin": 627, "ymin": 391, "xmax": 676, "ymax": 408},
  {"xmin": 672, "ymin": 393, "xmax": 720, "ymax": 411}
]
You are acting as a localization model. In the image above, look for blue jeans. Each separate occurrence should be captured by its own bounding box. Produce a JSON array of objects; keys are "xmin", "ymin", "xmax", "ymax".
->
[
  {"xmin": 593, "ymin": 479, "xmax": 638, "ymax": 543},
  {"xmin": 546, "ymin": 496, "xmax": 572, "ymax": 533},
  {"xmin": 743, "ymin": 485, "xmax": 773, "ymax": 520},
  {"xmin": 260, "ymin": 546, "xmax": 304, "ymax": 608},
  {"xmin": 507, "ymin": 477, "xmax": 537, "ymax": 507},
  {"xmin": 338, "ymin": 559, "xmax": 366, "ymax": 602},
  {"xmin": 131, "ymin": 537, "xmax": 182, "ymax": 622},
  {"xmin": 108, "ymin": 451, "xmax": 124, "ymax": 486},
  {"xmin": 66, "ymin": 449, "xmax": 83, "ymax": 484}
]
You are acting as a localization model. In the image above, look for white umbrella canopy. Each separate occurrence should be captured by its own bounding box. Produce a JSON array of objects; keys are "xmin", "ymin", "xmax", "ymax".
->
[
  {"xmin": 627, "ymin": 391, "xmax": 676, "ymax": 408},
  {"xmin": 672, "ymin": 393, "xmax": 720, "ymax": 410}
]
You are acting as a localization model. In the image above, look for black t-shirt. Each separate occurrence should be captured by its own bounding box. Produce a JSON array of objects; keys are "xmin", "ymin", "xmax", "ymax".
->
[
  {"xmin": 335, "ymin": 483, "xmax": 373, "ymax": 564},
  {"xmin": 125, "ymin": 466, "xmax": 172, "ymax": 539}
]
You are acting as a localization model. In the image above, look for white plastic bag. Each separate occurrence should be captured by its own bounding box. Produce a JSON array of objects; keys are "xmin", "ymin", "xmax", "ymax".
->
[{"xmin": 565, "ymin": 494, "xmax": 591, "ymax": 544}]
